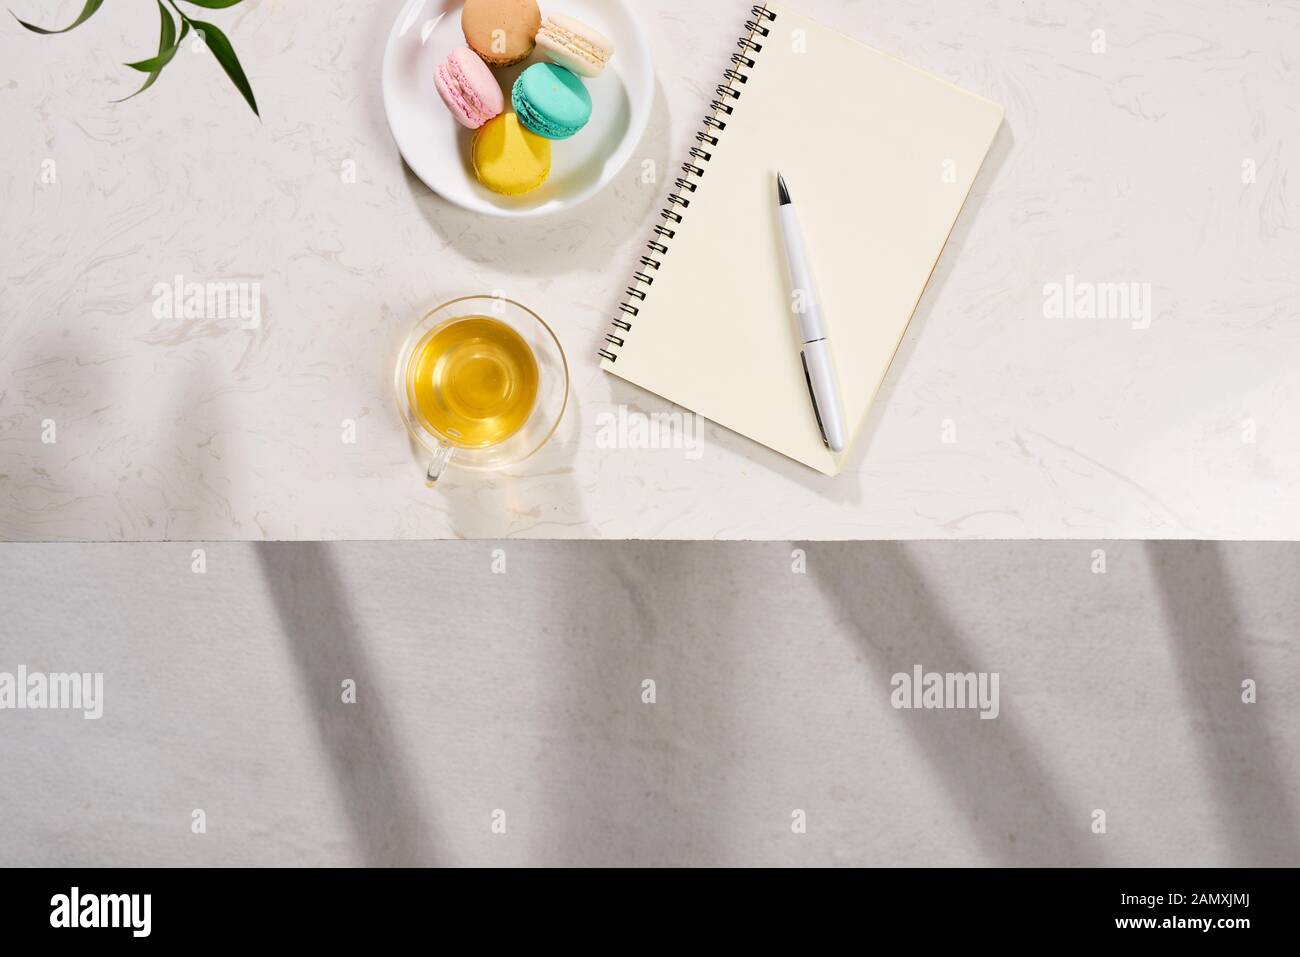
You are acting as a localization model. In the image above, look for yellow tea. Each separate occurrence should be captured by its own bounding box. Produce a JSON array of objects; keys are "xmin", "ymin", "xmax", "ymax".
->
[{"xmin": 406, "ymin": 315, "xmax": 539, "ymax": 448}]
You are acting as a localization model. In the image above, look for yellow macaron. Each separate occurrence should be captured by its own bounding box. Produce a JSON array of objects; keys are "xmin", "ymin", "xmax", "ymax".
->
[{"xmin": 471, "ymin": 113, "xmax": 551, "ymax": 196}]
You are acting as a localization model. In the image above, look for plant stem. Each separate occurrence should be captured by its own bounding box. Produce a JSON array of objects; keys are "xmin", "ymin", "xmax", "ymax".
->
[{"xmin": 164, "ymin": 0, "xmax": 191, "ymax": 26}]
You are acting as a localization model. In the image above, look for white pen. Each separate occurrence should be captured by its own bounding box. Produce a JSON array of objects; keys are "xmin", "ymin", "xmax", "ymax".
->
[{"xmin": 776, "ymin": 172, "xmax": 847, "ymax": 453}]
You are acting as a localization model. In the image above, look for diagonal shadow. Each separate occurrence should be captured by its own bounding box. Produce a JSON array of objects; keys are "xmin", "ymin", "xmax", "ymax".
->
[
  {"xmin": 550, "ymin": 541, "xmax": 738, "ymax": 866},
  {"xmin": 255, "ymin": 542, "xmax": 437, "ymax": 866},
  {"xmin": 813, "ymin": 542, "xmax": 1102, "ymax": 865},
  {"xmin": 1145, "ymin": 541, "xmax": 1300, "ymax": 866}
]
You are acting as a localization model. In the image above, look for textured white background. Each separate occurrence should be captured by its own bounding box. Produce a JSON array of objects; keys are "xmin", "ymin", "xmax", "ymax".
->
[
  {"xmin": 1, "ymin": 541, "xmax": 1297, "ymax": 866},
  {"xmin": 2, "ymin": 0, "xmax": 1299, "ymax": 540}
]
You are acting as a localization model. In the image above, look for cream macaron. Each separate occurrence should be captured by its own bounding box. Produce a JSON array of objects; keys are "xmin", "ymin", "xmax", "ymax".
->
[{"xmin": 535, "ymin": 15, "xmax": 614, "ymax": 78}]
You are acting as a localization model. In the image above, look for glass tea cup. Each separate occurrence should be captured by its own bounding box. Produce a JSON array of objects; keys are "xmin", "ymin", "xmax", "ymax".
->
[{"xmin": 394, "ymin": 295, "xmax": 568, "ymax": 486}]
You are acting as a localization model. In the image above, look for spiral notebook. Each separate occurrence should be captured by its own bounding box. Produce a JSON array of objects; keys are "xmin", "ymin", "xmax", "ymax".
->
[{"xmin": 599, "ymin": 2, "xmax": 1004, "ymax": 475}]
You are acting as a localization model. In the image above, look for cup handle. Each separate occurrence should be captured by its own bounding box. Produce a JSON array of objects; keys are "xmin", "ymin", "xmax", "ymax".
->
[{"xmin": 425, "ymin": 443, "xmax": 455, "ymax": 487}]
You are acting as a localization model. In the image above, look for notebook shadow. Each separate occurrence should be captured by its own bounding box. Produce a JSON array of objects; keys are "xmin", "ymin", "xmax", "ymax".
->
[
  {"xmin": 843, "ymin": 120, "xmax": 1016, "ymax": 470},
  {"xmin": 254, "ymin": 542, "xmax": 439, "ymax": 865},
  {"xmin": 1144, "ymin": 541, "xmax": 1300, "ymax": 866},
  {"xmin": 811, "ymin": 540, "xmax": 1102, "ymax": 865},
  {"xmin": 598, "ymin": 376, "xmax": 866, "ymax": 508}
]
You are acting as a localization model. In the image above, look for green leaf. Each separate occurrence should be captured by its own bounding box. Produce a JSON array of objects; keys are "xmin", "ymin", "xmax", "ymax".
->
[
  {"xmin": 115, "ymin": 4, "xmax": 188, "ymax": 102},
  {"xmin": 11, "ymin": 0, "xmax": 104, "ymax": 34},
  {"xmin": 124, "ymin": 20, "xmax": 188, "ymax": 74},
  {"xmin": 178, "ymin": 0, "xmax": 246, "ymax": 7},
  {"xmin": 189, "ymin": 17, "xmax": 259, "ymax": 117}
]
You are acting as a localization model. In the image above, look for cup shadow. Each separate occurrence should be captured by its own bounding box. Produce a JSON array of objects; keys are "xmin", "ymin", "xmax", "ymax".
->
[{"xmin": 431, "ymin": 394, "xmax": 587, "ymax": 538}]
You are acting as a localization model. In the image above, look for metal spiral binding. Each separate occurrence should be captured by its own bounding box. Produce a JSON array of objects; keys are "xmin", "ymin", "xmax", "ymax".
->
[{"xmin": 598, "ymin": 3, "xmax": 776, "ymax": 362}]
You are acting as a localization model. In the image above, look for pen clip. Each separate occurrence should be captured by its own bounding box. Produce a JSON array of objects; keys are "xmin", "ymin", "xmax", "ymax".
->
[{"xmin": 800, "ymin": 351, "xmax": 830, "ymax": 449}]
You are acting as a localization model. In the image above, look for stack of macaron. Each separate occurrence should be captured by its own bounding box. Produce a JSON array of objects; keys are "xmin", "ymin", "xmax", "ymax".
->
[{"xmin": 433, "ymin": 0, "xmax": 615, "ymax": 197}]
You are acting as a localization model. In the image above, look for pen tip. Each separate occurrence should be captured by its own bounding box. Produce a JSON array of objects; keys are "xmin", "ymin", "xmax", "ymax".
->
[{"xmin": 777, "ymin": 173, "xmax": 791, "ymax": 206}]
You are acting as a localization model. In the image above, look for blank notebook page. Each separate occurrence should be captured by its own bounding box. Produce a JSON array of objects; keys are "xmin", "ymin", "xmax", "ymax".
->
[{"xmin": 600, "ymin": 2, "xmax": 1003, "ymax": 475}]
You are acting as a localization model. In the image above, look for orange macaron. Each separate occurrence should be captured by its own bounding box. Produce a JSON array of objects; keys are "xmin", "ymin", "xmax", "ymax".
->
[{"xmin": 461, "ymin": 0, "xmax": 542, "ymax": 68}]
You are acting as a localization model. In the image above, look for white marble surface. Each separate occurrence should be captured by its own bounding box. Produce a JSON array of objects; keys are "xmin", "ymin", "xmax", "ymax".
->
[{"xmin": 1, "ymin": 0, "xmax": 1298, "ymax": 541}]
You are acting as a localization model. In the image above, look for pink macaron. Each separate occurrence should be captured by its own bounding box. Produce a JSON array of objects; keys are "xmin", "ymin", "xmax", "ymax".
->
[{"xmin": 435, "ymin": 47, "xmax": 504, "ymax": 129}]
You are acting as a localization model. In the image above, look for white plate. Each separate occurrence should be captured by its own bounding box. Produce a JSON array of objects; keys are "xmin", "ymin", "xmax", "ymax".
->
[{"xmin": 382, "ymin": 0, "xmax": 653, "ymax": 218}]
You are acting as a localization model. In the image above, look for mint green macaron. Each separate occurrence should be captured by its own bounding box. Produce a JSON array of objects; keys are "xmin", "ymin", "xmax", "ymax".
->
[{"xmin": 511, "ymin": 62, "xmax": 592, "ymax": 140}]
